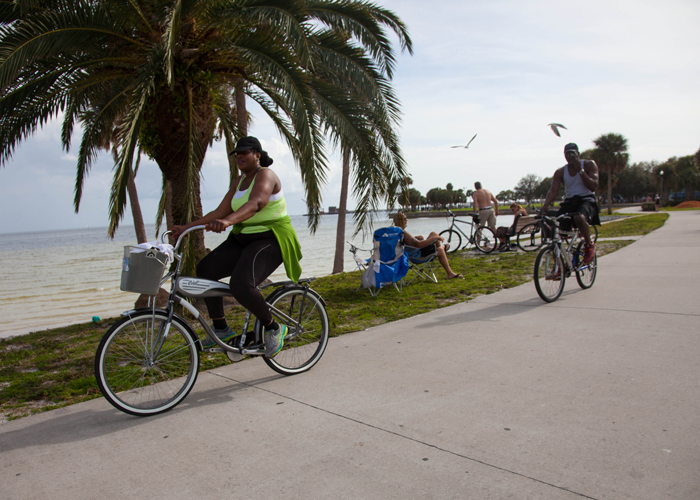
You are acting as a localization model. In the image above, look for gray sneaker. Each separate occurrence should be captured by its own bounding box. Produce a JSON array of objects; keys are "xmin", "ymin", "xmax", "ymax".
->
[
  {"xmin": 202, "ymin": 326, "xmax": 237, "ymax": 348},
  {"xmin": 264, "ymin": 325, "xmax": 289, "ymax": 358}
]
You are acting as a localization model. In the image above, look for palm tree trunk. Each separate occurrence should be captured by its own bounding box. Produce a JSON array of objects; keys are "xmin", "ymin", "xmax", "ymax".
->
[
  {"xmin": 151, "ymin": 84, "xmax": 212, "ymax": 276},
  {"xmin": 234, "ymin": 78, "xmax": 247, "ymax": 137},
  {"xmin": 332, "ymin": 148, "xmax": 351, "ymax": 274},
  {"xmin": 225, "ymin": 133, "xmax": 238, "ymax": 187},
  {"xmin": 165, "ymin": 180, "xmax": 174, "ymax": 230},
  {"xmin": 126, "ymin": 168, "xmax": 147, "ymax": 244}
]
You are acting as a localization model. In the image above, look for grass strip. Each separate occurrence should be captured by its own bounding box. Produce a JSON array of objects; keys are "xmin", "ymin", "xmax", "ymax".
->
[
  {"xmin": 1, "ymin": 215, "xmax": 668, "ymax": 421},
  {"xmin": 598, "ymin": 213, "xmax": 669, "ymax": 238}
]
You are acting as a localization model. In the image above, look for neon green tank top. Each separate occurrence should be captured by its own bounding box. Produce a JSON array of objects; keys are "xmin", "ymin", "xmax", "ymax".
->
[{"xmin": 231, "ymin": 175, "xmax": 288, "ymax": 234}]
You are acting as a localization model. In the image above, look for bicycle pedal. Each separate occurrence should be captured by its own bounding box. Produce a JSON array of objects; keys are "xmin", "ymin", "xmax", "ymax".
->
[
  {"xmin": 204, "ymin": 347, "xmax": 226, "ymax": 353},
  {"xmin": 240, "ymin": 343, "xmax": 265, "ymax": 356}
]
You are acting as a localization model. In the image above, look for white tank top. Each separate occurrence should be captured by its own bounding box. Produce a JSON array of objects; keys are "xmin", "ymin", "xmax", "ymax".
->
[{"xmin": 563, "ymin": 161, "xmax": 594, "ymax": 198}]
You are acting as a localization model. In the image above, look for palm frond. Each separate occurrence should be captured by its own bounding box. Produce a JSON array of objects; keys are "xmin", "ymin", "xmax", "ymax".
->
[{"xmin": 163, "ymin": 0, "xmax": 182, "ymax": 88}]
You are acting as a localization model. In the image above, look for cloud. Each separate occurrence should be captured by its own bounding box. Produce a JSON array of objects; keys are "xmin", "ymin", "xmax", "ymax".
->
[{"xmin": 2, "ymin": 0, "xmax": 699, "ymax": 234}]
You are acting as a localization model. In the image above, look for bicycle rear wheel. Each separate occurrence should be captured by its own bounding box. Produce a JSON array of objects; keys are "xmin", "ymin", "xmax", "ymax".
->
[
  {"xmin": 517, "ymin": 223, "xmax": 544, "ymax": 252},
  {"xmin": 263, "ymin": 287, "xmax": 330, "ymax": 375},
  {"xmin": 534, "ymin": 246, "xmax": 566, "ymax": 302},
  {"xmin": 95, "ymin": 310, "xmax": 199, "ymax": 416},
  {"xmin": 474, "ymin": 226, "xmax": 497, "ymax": 253},
  {"xmin": 574, "ymin": 241, "xmax": 597, "ymax": 289},
  {"xmin": 438, "ymin": 229, "xmax": 461, "ymax": 253}
]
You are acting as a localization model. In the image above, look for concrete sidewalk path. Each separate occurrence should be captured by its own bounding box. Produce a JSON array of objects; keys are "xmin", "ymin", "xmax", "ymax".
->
[{"xmin": 2, "ymin": 211, "xmax": 699, "ymax": 500}]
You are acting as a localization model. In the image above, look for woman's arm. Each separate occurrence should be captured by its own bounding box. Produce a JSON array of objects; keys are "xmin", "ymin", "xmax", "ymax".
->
[{"xmin": 170, "ymin": 185, "xmax": 237, "ymax": 239}]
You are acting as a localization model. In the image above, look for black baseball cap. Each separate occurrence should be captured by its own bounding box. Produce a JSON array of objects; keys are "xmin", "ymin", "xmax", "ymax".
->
[
  {"xmin": 564, "ymin": 143, "xmax": 579, "ymax": 153},
  {"xmin": 229, "ymin": 136, "xmax": 262, "ymax": 156}
]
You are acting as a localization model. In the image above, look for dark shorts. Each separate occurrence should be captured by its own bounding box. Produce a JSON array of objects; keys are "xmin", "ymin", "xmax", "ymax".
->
[
  {"xmin": 420, "ymin": 243, "xmax": 437, "ymax": 257},
  {"xmin": 557, "ymin": 196, "xmax": 600, "ymax": 231}
]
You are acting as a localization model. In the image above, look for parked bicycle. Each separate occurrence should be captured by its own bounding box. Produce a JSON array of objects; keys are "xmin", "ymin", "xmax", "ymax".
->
[
  {"xmin": 533, "ymin": 214, "xmax": 597, "ymax": 302},
  {"xmin": 517, "ymin": 215, "xmax": 598, "ymax": 252},
  {"xmin": 439, "ymin": 209, "xmax": 497, "ymax": 254},
  {"xmin": 94, "ymin": 226, "xmax": 329, "ymax": 417}
]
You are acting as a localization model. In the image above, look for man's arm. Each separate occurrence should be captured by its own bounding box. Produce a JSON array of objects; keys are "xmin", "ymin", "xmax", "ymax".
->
[
  {"xmin": 472, "ymin": 194, "xmax": 479, "ymax": 211},
  {"xmin": 540, "ymin": 168, "xmax": 564, "ymax": 215},
  {"xmin": 581, "ymin": 160, "xmax": 599, "ymax": 192},
  {"xmin": 489, "ymin": 191, "xmax": 499, "ymax": 216}
]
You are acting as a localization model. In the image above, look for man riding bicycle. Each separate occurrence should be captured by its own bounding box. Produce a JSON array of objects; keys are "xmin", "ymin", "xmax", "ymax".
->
[{"xmin": 540, "ymin": 143, "xmax": 600, "ymax": 263}]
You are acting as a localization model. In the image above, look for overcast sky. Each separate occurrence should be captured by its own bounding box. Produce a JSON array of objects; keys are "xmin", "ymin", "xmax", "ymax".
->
[{"xmin": 1, "ymin": 0, "xmax": 699, "ymax": 235}]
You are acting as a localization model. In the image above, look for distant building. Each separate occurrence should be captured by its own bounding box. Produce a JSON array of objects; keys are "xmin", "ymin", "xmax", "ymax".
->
[{"xmin": 328, "ymin": 206, "xmax": 338, "ymax": 214}]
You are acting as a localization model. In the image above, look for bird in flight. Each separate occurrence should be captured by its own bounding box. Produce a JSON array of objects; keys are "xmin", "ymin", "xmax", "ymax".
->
[
  {"xmin": 548, "ymin": 123, "xmax": 567, "ymax": 137},
  {"xmin": 451, "ymin": 133, "xmax": 477, "ymax": 148}
]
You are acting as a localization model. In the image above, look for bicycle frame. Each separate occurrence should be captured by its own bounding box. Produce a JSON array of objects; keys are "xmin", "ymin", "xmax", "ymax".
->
[
  {"xmin": 445, "ymin": 210, "xmax": 479, "ymax": 243},
  {"xmin": 539, "ymin": 215, "xmax": 585, "ymax": 276}
]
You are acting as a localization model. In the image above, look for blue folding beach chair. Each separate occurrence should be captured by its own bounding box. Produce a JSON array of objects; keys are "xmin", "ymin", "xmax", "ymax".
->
[
  {"xmin": 359, "ymin": 227, "xmax": 409, "ymax": 297},
  {"xmin": 403, "ymin": 244, "xmax": 439, "ymax": 285}
]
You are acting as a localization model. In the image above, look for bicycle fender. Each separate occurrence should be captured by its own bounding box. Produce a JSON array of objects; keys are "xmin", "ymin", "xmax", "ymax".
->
[{"xmin": 265, "ymin": 285, "xmax": 327, "ymax": 309}]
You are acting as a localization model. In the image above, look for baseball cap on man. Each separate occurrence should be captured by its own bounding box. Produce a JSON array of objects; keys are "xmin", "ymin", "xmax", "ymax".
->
[
  {"xmin": 564, "ymin": 143, "xmax": 579, "ymax": 153},
  {"xmin": 229, "ymin": 136, "xmax": 262, "ymax": 156}
]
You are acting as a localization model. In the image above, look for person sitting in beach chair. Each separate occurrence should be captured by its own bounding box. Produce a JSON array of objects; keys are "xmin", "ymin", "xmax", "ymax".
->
[{"xmin": 392, "ymin": 212, "xmax": 463, "ymax": 280}]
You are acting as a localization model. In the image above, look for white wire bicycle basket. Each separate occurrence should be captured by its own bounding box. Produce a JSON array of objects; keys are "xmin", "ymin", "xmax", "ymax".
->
[{"xmin": 120, "ymin": 246, "xmax": 169, "ymax": 295}]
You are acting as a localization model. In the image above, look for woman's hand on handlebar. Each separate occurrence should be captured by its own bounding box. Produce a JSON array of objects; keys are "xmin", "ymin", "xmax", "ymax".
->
[
  {"xmin": 205, "ymin": 219, "xmax": 231, "ymax": 233},
  {"xmin": 169, "ymin": 224, "xmax": 187, "ymax": 243}
]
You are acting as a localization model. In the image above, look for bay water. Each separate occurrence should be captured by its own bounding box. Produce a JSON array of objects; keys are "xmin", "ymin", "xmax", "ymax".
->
[{"xmin": 0, "ymin": 213, "xmax": 514, "ymax": 339}]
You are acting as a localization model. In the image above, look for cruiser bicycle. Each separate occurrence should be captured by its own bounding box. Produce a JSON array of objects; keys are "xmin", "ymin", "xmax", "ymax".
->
[
  {"xmin": 439, "ymin": 209, "xmax": 497, "ymax": 254},
  {"xmin": 533, "ymin": 214, "xmax": 597, "ymax": 302},
  {"xmin": 94, "ymin": 225, "xmax": 329, "ymax": 417}
]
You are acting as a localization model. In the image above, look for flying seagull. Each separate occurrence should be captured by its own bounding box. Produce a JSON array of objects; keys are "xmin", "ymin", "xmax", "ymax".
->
[
  {"xmin": 451, "ymin": 133, "xmax": 477, "ymax": 148},
  {"xmin": 548, "ymin": 123, "xmax": 567, "ymax": 137}
]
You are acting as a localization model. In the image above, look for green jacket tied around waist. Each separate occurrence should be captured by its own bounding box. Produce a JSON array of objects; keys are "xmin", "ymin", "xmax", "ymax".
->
[{"xmin": 230, "ymin": 215, "xmax": 302, "ymax": 282}]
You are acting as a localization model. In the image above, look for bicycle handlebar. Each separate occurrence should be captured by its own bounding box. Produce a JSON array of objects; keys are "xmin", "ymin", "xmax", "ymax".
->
[
  {"xmin": 537, "ymin": 213, "xmax": 572, "ymax": 222},
  {"xmin": 161, "ymin": 225, "xmax": 207, "ymax": 253},
  {"xmin": 446, "ymin": 209, "xmax": 479, "ymax": 219}
]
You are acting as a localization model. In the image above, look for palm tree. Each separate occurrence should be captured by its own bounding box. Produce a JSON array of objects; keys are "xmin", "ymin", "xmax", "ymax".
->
[
  {"xmin": 591, "ymin": 133, "xmax": 629, "ymax": 215},
  {"xmin": 0, "ymin": 0, "xmax": 412, "ymax": 276}
]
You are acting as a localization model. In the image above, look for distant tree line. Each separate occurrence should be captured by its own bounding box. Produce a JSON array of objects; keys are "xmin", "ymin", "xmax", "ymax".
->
[
  {"xmin": 398, "ymin": 183, "xmax": 471, "ymax": 211},
  {"xmin": 399, "ymin": 133, "xmax": 699, "ymax": 213},
  {"xmin": 503, "ymin": 134, "xmax": 700, "ymax": 214}
]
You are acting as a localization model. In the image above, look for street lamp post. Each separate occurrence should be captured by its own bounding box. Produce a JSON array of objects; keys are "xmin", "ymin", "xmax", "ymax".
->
[{"xmin": 660, "ymin": 170, "xmax": 664, "ymax": 208}]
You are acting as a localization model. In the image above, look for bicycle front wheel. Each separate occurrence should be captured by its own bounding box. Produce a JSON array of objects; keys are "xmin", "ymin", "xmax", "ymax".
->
[
  {"xmin": 474, "ymin": 226, "xmax": 497, "ymax": 253},
  {"xmin": 263, "ymin": 287, "xmax": 330, "ymax": 375},
  {"xmin": 517, "ymin": 223, "xmax": 544, "ymax": 252},
  {"xmin": 439, "ymin": 229, "xmax": 461, "ymax": 253},
  {"xmin": 534, "ymin": 246, "xmax": 566, "ymax": 302},
  {"xmin": 95, "ymin": 310, "xmax": 199, "ymax": 416},
  {"xmin": 574, "ymin": 241, "xmax": 597, "ymax": 289}
]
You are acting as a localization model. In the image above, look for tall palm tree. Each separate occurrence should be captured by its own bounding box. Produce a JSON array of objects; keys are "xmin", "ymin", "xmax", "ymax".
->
[
  {"xmin": 591, "ymin": 133, "xmax": 629, "ymax": 215},
  {"xmin": 0, "ymin": 0, "xmax": 412, "ymax": 276}
]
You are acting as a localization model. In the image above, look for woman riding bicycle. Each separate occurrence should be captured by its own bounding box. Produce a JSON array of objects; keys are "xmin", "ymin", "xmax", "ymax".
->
[{"xmin": 170, "ymin": 136, "xmax": 302, "ymax": 358}]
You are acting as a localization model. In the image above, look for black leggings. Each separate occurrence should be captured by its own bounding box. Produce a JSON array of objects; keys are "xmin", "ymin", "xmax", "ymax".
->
[{"xmin": 196, "ymin": 231, "xmax": 283, "ymax": 325}]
